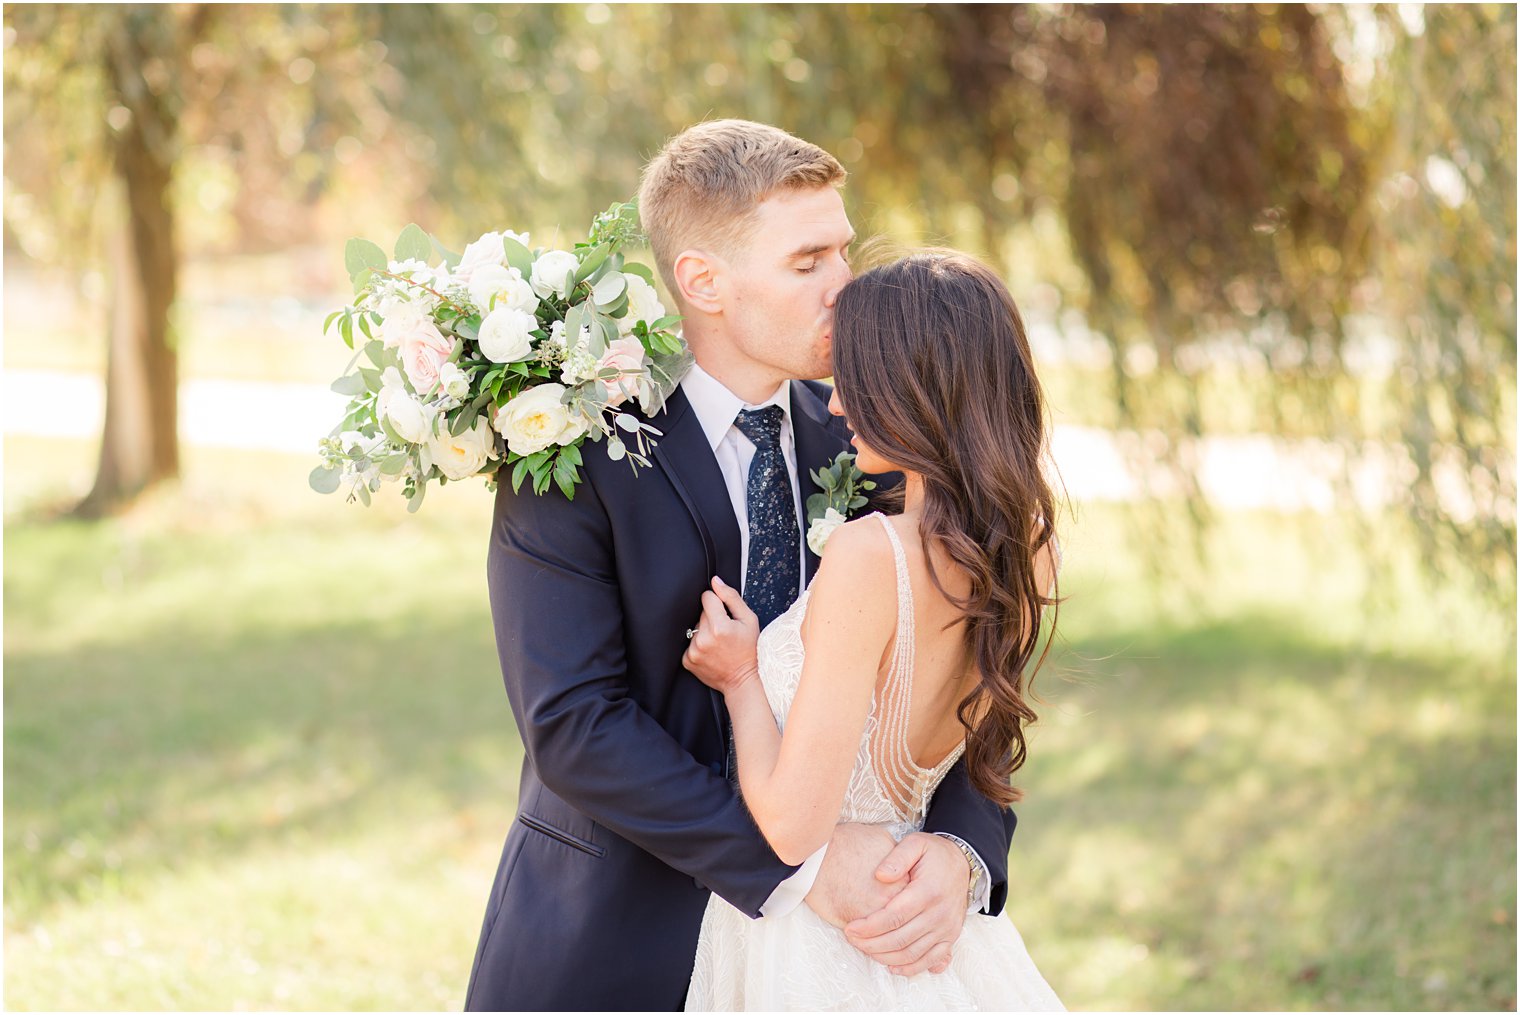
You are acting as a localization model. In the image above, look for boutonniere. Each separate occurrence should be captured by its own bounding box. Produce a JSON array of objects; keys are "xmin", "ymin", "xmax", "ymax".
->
[{"xmin": 805, "ymin": 451, "xmax": 877, "ymax": 555}]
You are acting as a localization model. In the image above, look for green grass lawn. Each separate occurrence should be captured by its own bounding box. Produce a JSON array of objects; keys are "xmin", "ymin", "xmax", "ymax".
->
[{"xmin": 4, "ymin": 435, "xmax": 1514, "ymax": 1010}]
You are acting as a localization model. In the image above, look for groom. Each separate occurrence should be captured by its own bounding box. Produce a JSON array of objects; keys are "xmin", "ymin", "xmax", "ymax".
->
[{"xmin": 464, "ymin": 120, "xmax": 1018, "ymax": 1011}]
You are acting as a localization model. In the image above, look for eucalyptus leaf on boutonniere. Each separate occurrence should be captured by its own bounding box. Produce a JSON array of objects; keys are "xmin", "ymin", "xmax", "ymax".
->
[{"xmin": 805, "ymin": 451, "xmax": 877, "ymax": 555}]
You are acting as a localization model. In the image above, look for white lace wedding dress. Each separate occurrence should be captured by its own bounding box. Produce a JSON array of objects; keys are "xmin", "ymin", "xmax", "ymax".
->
[{"xmin": 685, "ymin": 514, "xmax": 1063, "ymax": 1012}]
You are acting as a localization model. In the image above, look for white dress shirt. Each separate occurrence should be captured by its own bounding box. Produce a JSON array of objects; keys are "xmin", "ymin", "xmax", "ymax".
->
[{"xmin": 680, "ymin": 363, "xmax": 991, "ymax": 918}]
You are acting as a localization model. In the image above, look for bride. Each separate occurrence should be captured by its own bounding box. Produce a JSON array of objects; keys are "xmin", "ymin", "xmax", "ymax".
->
[{"xmin": 682, "ymin": 251, "xmax": 1064, "ymax": 1011}]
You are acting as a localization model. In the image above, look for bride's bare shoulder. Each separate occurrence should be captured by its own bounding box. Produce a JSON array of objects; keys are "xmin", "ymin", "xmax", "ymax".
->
[
  {"xmin": 804, "ymin": 515, "xmax": 896, "ymax": 630},
  {"xmin": 815, "ymin": 514, "xmax": 895, "ymax": 576}
]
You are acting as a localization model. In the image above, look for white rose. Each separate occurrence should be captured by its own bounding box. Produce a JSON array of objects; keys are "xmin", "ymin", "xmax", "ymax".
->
[
  {"xmin": 620, "ymin": 273, "xmax": 666, "ymax": 333},
  {"xmin": 437, "ymin": 361, "xmax": 471, "ymax": 401},
  {"xmin": 806, "ymin": 507, "xmax": 849, "ymax": 556},
  {"xmin": 493, "ymin": 383, "xmax": 588, "ymax": 457},
  {"xmin": 469, "ymin": 263, "xmax": 538, "ymax": 315},
  {"xmin": 427, "ymin": 416, "xmax": 497, "ymax": 481},
  {"xmin": 478, "ymin": 306, "xmax": 539, "ymax": 363},
  {"xmin": 530, "ymin": 250, "xmax": 581, "ymax": 300}
]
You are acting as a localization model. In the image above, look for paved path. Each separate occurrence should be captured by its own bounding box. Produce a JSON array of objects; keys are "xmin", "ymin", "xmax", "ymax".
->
[{"xmin": 2, "ymin": 368, "xmax": 1434, "ymax": 513}]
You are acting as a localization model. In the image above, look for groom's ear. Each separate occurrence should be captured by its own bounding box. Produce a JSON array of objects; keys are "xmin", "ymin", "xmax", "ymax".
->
[{"xmin": 673, "ymin": 249, "xmax": 724, "ymax": 315}]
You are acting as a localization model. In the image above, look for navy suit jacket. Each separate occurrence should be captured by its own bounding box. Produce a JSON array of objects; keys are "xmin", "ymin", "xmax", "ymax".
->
[{"xmin": 464, "ymin": 380, "xmax": 1017, "ymax": 1011}]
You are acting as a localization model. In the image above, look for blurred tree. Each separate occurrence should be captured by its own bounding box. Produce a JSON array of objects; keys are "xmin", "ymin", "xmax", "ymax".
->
[
  {"xmin": 6, "ymin": 5, "xmax": 211, "ymax": 515},
  {"xmin": 5, "ymin": 4, "xmax": 1512, "ymax": 596},
  {"xmin": 1371, "ymin": 4, "xmax": 1516, "ymax": 599},
  {"xmin": 4, "ymin": 4, "xmax": 420, "ymax": 513}
]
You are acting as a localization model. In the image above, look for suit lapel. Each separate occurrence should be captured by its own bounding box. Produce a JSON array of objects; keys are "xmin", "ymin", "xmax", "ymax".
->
[
  {"xmin": 789, "ymin": 381, "xmax": 850, "ymax": 584},
  {"xmin": 650, "ymin": 387, "xmax": 743, "ymax": 590},
  {"xmin": 649, "ymin": 386, "xmax": 743, "ymax": 751}
]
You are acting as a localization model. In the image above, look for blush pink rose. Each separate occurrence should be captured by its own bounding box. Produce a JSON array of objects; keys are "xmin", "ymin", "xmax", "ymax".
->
[
  {"xmin": 596, "ymin": 336, "xmax": 647, "ymax": 407},
  {"xmin": 400, "ymin": 319, "xmax": 456, "ymax": 394}
]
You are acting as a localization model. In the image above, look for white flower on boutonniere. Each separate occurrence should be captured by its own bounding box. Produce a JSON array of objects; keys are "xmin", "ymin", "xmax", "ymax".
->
[{"xmin": 805, "ymin": 451, "xmax": 877, "ymax": 554}]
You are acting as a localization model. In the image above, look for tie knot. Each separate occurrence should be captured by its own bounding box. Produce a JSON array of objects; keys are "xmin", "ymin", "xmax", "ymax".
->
[{"xmin": 734, "ymin": 405, "xmax": 785, "ymax": 449}]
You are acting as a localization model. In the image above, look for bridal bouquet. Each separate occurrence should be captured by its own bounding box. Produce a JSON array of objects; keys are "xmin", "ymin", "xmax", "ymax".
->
[{"xmin": 311, "ymin": 200, "xmax": 689, "ymax": 509}]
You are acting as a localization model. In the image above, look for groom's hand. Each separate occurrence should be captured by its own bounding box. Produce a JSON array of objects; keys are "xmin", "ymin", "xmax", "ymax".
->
[
  {"xmin": 843, "ymin": 832, "xmax": 970, "ymax": 977},
  {"xmin": 803, "ymin": 824, "xmax": 904, "ymax": 929}
]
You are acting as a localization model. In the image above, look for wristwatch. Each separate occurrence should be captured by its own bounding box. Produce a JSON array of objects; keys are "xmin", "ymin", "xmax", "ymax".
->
[{"xmin": 935, "ymin": 832, "xmax": 985, "ymax": 910}]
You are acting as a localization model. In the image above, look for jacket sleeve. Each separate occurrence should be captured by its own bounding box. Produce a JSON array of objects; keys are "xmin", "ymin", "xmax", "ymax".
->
[
  {"xmin": 921, "ymin": 756, "xmax": 1019, "ymax": 916},
  {"xmin": 487, "ymin": 468, "xmax": 795, "ymax": 918}
]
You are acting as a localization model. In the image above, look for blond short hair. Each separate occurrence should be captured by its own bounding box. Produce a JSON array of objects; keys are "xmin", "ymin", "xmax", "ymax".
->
[{"xmin": 638, "ymin": 119, "xmax": 846, "ymax": 304}]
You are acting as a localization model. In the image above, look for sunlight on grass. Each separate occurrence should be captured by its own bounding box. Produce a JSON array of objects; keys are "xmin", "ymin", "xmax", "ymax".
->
[{"xmin": 4, "ymin": 435, "xmax": 1514, "ymax": 1010}]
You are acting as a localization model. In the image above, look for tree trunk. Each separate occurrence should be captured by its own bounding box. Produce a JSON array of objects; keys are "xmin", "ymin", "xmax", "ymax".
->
[{"xmin": 76, "ymin": 21, "xmax": 181, "ymax": 517}]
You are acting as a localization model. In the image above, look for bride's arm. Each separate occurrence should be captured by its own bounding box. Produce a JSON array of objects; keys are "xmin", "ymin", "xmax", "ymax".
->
[{"xmin": 684, "ymin": 518, "xmax": 896, "ymax": 865}]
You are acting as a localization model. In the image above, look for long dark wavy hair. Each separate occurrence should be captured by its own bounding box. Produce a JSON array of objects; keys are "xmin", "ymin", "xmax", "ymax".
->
[{"xmin": 832, "ymin": 251, "xmax": 1059, "ymax": 805}]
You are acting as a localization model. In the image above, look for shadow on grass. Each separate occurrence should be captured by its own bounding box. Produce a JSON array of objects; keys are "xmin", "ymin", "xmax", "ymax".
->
[
  {"xmin": 5, "ymin": 616, "xmax": 518, "ymax": 924},
  {"xmin": 1015, "ymin": 611, "xmax": 1515, "ymax": 1010}
]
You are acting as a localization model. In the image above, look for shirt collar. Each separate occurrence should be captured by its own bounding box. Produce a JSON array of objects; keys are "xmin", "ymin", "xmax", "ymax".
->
[{"xmin": 682, "ymin": 362, "xmax": 792, "ymax": 452}]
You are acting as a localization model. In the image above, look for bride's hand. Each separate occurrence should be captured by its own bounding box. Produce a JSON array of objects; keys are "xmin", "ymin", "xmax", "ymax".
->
[{"xmin": 681, "ymin": 576, "xmax": 761, "ymax": 694}]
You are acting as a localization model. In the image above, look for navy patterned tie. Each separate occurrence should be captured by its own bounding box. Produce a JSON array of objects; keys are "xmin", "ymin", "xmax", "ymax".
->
[{"xmin": 734, "ymin": 406, "xmax": 801, "ymax": 629}]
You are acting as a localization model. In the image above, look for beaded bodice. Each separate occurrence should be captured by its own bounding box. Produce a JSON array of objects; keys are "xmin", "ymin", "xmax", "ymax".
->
[{"xmin": 753, "ymin": 513, "xmax": 964, "ymax": 840}]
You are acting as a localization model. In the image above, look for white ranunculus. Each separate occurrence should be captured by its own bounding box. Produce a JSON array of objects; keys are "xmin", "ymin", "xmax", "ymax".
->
[
  {"xmin": 529, "ymin": 250, "xmax": 581, "ymax": 300},
  {"xmin": 427, "ymin": 416, "xmax": 498, "ymax": 481},
  {"xmin": 478, "ymin": 306, "xmax": 539, "ymax": 363},
  {"xmin": 806, "ymin": 507, "xmax": 848, "ymax": 556},
  {"xmin": 469, "ymin": 263, "xmax": 537, "ymax": 315},
  {"xmin": 437, "ymin": 361, "xmax": 471, "ymax": 401},
  {"xmin": 493, "ymin": 383, "xmax": 588, "ymax": 457},
  {"xmin": 620, "ymin": 273, "xmax": 666, "ymax": 332}
]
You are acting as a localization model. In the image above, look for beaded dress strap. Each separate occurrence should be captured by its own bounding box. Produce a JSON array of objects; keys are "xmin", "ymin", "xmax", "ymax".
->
[{"xmin": 870, "ymin": 514, "xmax": 963, "ymax": 821}]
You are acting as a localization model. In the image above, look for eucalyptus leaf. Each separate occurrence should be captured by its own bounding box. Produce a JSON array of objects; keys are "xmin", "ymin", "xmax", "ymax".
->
[
  {"xmin": 574, "ymin": 243, "xmax": 611, "ymax": 284},
  {"xmin": 355, "ymin": 482, "xmax": 372, "ymax": 506},
  {"xmin": 380, "ymin": 454, "xmax": 407, "ymax": 476},
  {"xmin": 363, "ymin": 340, "xmax": 386, "ymax": 369},
  {"xmin": 345, "ymin": 237, "xmax": 387, "ymax": 278},
  {"xmin": 563, "ymin": 304, "xmax": 587, "ymax": 353},
  {"xmin": 431, "ymin": 236, "xmax": 462, "ymax": 269},
  {"xmin": 622, "ymin": 261, "xmax": 654, "ymax": 283},
  {"xmin": 309, "ymin": 465, "xmax": 342, "ymax": 495},
  {"xmin": 358, "ymin": 366, "xmax": 383, "ymax": 392},
  {"xmin": 330, "ymin": 373, "xmax": 367, "ymax": 396},
  {"xmin": 394, "ymin": 223, "xmax": 433, "ymax": 263},
  {"xmin": 591, "ymin": 270, "xmax": 626, "ymax": 306},
  {"xmin": 450, "ymin": 410, "xmax": 473, "ymax": 437},
  {"xmin": 407, "ymin": 483, "xmax": 428, "ymax": 513}
]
